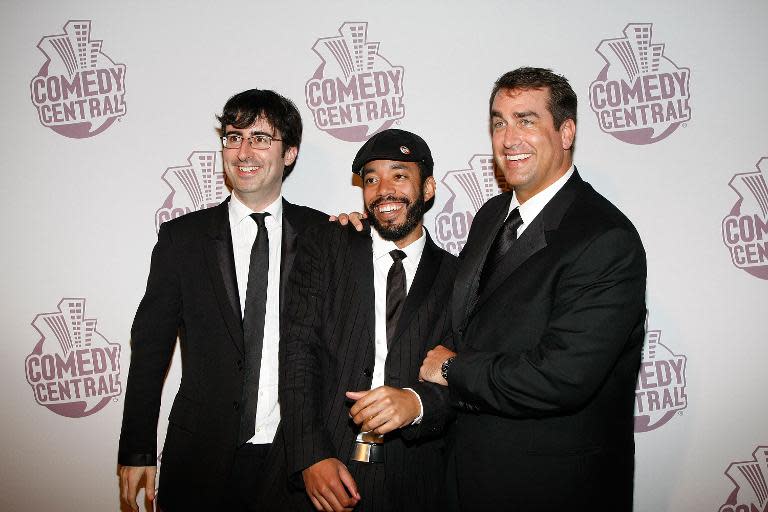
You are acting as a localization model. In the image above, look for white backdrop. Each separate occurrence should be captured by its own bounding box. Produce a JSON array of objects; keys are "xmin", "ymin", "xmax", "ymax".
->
[{"xmin": 2, "ymin": 1, "xmax": 767, "ymax": 511}]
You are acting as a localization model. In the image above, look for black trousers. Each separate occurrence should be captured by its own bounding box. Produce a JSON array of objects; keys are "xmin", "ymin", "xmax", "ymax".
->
[{"xmin": 223, "ymin": 443, "xmax": 272, "ymax": 512}]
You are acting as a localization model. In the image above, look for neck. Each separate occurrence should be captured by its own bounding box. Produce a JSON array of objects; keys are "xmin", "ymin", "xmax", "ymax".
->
[
  {"xmin": 233, "ymin": 189, "xmax": 280, "ymax": 212},
  {"xmin": 393, "ymin": 223, "xmax": 424, "ymax": 249}
]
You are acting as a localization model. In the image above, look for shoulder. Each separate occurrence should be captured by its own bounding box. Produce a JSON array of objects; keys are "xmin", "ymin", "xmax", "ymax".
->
[
  {"xmin": 282, "ymin": 199, "xmax": 328, "ymax": 233},
  {"xmin": 157, "ymin": 201, "xmax": 225, "ymax": 238}
]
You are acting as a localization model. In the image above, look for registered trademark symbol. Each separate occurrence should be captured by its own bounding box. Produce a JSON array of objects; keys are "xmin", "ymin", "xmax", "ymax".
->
[
  {"xmin": 678, "ymin": 411, "xmax": 683, "ymax": 416},
  {"xmin": 113, "ymin": 397, "xmax": 119, "ymax": 402},
  {"xmin": 395, "ymin": 120, "xmax": 401, "ymax": 125},
  {"xmin": 682, "ymin": 123, "xmax": 687, "ymax": 128}
]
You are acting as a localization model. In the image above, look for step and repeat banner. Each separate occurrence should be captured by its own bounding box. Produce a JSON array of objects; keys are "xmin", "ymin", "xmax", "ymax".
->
[{"xmin": 1, "ymin": 1, "xmax": 766, "ymax": 511}]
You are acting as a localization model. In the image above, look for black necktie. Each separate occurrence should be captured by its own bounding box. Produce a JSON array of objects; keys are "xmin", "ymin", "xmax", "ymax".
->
[
  {"xmin": 479, "ymin": 207, "xmax": 522, "ymax": 294},
  {"xmin": 386, "ymin": 250, "xmax": 407, "ymax": 348},
  {"xmin": 239, "ymin": 212, "xmax": 270, "ymax": 445}
]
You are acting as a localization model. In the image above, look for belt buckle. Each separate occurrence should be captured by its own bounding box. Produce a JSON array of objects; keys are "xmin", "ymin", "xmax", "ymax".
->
[{"xmin": 352, "ymin": 433, "xmax": 384, "ymax": 464}]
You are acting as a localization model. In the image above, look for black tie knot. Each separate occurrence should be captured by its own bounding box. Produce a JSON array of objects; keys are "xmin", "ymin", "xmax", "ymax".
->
[
  {"xmin": 249, "ymin": 212, "xmax": 270, "ymax": 228},
  {"xmin": 389, "ymin": 249, "xmax": 406, "ymax": 263}
]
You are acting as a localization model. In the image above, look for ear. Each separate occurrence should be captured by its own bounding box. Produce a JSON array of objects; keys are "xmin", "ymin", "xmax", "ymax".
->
[
  {"xmin": 283, "ymin": 146, "xmax": 298, "ymax": 167},
  {"xmin": 423, "ymin": 176, "xmax": 436, "ymax": 202},
  {"xmin": 560, "ymin": 118, "xmax": 576, "ymax": 150}
]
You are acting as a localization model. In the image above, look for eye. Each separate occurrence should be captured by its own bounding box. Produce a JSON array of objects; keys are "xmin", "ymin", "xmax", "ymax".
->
[
  {"xmin": 492, "ymin": 119, "xmax": 505, "ymax": 130},
  {"xmin": 520, "ymin": 118, "xmax": 534, "ymax": 127},
  {"xmin": 363, "ymin": 175, "xmax": 378, "ymax": 185},
  {"xmin": 253, "ymin": 134, "xmax": 271, "ymax": 144},
  {"xmin": 226, "ymin": 134, "xmax": 242, "ymax": 143}
]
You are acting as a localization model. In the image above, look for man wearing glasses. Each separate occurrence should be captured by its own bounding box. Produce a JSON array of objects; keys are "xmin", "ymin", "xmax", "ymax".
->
[{"xmin": 118, "ymin": 89, "xmax": 327, "ymax": 511}]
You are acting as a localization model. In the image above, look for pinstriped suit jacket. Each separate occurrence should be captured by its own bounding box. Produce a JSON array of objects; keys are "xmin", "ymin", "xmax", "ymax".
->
[{"xmin": 279, "ymin": 222, "xmax": 457, "ymax": 511}]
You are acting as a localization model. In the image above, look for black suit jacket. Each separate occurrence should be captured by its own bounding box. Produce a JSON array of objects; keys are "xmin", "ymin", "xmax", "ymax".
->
[
  {"xmin": 118, "ymin": 197, "xmax": 327, "ymax": 511},
  {"xmin": 279, "ymin": 223, "xmax": 458, "ymax": 512},
  {"xmin": 448, "ymin": 170, "xmax": 646, "ymax": 511}
]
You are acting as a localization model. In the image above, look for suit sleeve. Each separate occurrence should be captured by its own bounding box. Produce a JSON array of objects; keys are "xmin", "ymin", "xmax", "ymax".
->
[
  {"xmin": 118, "ymin": 224, "xmax": 181, "ymax": 466},
  {"xmin": 449, "ymin": 227, "xmax": 646, "ymax": 417},
  {"xmin": 279, "ymin": 227, "xmax": 335, "ymax": 478},
  {"xmin": 401, "ymin": 304, "xmax": 456, "ymax": 440}
]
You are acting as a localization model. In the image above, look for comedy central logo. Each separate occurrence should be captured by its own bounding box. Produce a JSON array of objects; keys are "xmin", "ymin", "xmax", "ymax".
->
[
  {"xmin": 590, "ymin": 23, "xmax": 690, "ymax": 145},
  {"xmin": 306, "ymin": 22, "xmax": 404, "ymax": 142},
  {"xmin": 29, "ymin": 20, "xmax": 126, "ymax": 139},
  {"xmin": 719, "ymin": 446, "xmax": 768, "ymax": 512},
  {"xmin": 24, "ymin": 298, "xmax": 121, "ymax": 418},
  {"xmin": 433, "ymin": 155, "xmax": 507, "ymax": 256},
  {"xmin": 155, "ymin": 151, "xmax": 227, "ymax": 232},
  {"xmin": 722, "ymin": 157, "xmax": 768, "ymax": 280},
  {"xmin": 634, "ymin": 327, "xmax": 687, "ymax": 433}
]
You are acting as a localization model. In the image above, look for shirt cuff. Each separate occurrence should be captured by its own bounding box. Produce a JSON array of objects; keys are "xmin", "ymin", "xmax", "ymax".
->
[{"xmin": 403, "ymin": 387, "xmax": 423, "ymax": 425}]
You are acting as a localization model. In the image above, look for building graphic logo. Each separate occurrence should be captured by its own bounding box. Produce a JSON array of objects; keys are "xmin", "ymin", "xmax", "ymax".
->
[
  {"xmin": 30, "ymin": 20, "xmax": 126, "ymax": 138},
  {"xmin": 722, "ymin": 157, "xmax": 768, "ymax": 280},
  {"xmin": 155, "ymin": 151, "xmax": 227, "ymax": 232},
  {"xmin": 433, "ymin": 155, "xmax": 507, "ymax": 256},
  {"xmin": 719, "ymin": 446, "xmax": 768, "ymax": 512},
  {"xmin": 306, "ymin": 22, "xmax": 405, "ymax": 142},
  {"xmin": 590, "ymin": 23, "xmax": 690, "ymax": 144},
  {"xmin": 24, "ymin": 298, "xmax": 121, "ymax": 418},
  {"xmin": 634, "ymin": 326, "xmax": 687, "ymax": 433}
]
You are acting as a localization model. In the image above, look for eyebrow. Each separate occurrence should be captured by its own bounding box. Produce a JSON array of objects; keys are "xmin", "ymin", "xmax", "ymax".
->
[
  {"xmin": 490, "ymin": 110, "xmax": 540, "ymax": 119},
  {"xmin": 224, "ymin": 129, "xmax": 275, "ymax": 137}
]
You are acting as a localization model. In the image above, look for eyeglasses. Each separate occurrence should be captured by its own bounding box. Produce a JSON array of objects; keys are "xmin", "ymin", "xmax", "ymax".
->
[{"xmin": 221, "ymin": 133, "xmax": 282, "ymax": 150}]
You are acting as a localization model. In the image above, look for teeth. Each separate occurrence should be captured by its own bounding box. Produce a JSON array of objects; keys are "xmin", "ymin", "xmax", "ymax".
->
[
  {"xmin": 239, "ymin": 166, "xmax": 260, "ymax": 172},
  {"xmin": 507, "ymin": 154, "xmax": 532, "ymax": 161},
  {"xmin": 378, "ymin": 204, "xmax": 402, "ymax": 213}
]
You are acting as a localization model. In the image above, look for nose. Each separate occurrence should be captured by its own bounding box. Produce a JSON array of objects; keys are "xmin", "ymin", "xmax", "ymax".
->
[
  {"xmin": 502, "ymin": 124, "xmax": 523, "ymax": 149},
  {"xmin": 236, "ymin": 138, "xmax": 254, "ymax": 161},
  {"xmin": 376, "ymin": 177, "xmax": 396, "ymax": 197}
]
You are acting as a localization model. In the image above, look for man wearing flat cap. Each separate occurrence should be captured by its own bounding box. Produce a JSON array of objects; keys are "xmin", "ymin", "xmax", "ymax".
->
[{"xmin": 279, "ymin": 129, "xmax": 457, "ymax": 512}]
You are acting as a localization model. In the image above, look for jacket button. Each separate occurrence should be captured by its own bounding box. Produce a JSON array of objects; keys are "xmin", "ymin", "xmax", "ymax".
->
[
  {"xmin": 233, "ymin": 401, "xmax": 240, "ymax": 411},
  {"xmin": 362, "ymin": 368, "xmax": 372, "ymax": 377}
]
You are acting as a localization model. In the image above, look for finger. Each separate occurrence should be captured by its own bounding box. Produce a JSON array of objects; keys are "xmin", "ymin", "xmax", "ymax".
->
[
  {"xmin": 314, "ymin": 493, "xmax": 334, "ymax": 512},
  {"xmin": 372, "ymin": 416, "xmax": 400, "ymax": 435},
  {"xmin": 328, "ymin": 215, "xmax": 338, "ymax": 221},
  {"xmin": 353, "ymin": 399, "xmax": 388, "ymax": 427},
  {"xmin": 337, "ymin": 214, "xmax": 350, "ymax": 226},
  {"xmin": 320, "ymin": 485, "xmax": 347, "ymax": 512},
  {"xmin": 309, "ymin": 494, "xmax": 324, "ymax": 511},
  {"xmin": 145, "ymin": 466, "xmax": 157, "ymax": 502},
  {"xmin": 339, "ymin": 465, "xmax": 361, "ymax": 500},
  {"xmin": 123, "ymin": 470, "xmax": 140, "ymax": 511},
  {"xmin": 345, "ymin": 390, "xmax": 368, "ymax": 401}
]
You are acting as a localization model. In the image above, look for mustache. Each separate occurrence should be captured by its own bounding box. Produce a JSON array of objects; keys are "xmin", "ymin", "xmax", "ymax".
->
[{"xmin": 369, "ymin": 194, "xmax": 411, "ymax": 209}]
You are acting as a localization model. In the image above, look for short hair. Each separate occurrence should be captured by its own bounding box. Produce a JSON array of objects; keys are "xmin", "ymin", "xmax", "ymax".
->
[
  {"xmin": 490, "ymin": 67, "xmax": 577, "ymax": 130},
  {"xmin": 217, "ymin": 89, "xmax": 303, "ymax": 178}
]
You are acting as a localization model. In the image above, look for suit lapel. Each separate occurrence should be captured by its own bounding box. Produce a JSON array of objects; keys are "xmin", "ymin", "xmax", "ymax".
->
[
  {"xmin": 202, "ymin": 198, "xmax": 245, "ymax": 355},
  {"xmin": 471, "ymin": 170, "xmax": 585, "ymax": 314},
  {"xmin": 452, "ymin": 193, "xmax": 511, "ymax": 330},
  {"xmin": 280, "ymin": 200, "xmax": 299, "ymax": 312},
  {"xmin": 350, "ymin": 227, "xmax": 376, "ymax": 367},
  {"xmin": 392, "ymin": 231, "xmax": 443, "ymax": 343}
]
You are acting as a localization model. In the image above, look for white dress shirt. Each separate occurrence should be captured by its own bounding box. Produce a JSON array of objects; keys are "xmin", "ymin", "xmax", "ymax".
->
[
  {"xmin": 228, "ymin": 192, "xmax": 282, "ymax": 445},
  {"xmin": 356, "ymin": 226, "xmax": 426, "ymax": 437},
  {"xmin": 508, "ymin": 165, "xmax": 575, "ymax": 238}
]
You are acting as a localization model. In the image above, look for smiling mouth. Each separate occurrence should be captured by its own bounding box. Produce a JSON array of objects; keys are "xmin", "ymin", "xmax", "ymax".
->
[
  {"xmin": 506, "ymin": 153, "xmax": 532, "ymax": 161},
  {"xmin": 238, "ymin": 166, "xmax": 262, "ymax": 173},
  {"xmin": 376, "ymin": 203, "xmax": 404, "ymax": 214}
]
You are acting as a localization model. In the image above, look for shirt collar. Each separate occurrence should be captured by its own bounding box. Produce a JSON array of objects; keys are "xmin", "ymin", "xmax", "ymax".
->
[
  {"xmin": 228, "ymin": 192, "xmax": 283, "ymax": 227},
  {"xmin": 371, "ymin": 225, "xmax": 426, "ymax": 262},
  {"xmin": 511, "ymin": 165, "xmax": 574, "ymax": 226}
]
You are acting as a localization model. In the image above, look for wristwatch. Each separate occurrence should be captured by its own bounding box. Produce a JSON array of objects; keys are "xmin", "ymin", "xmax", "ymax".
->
[{"xmin": 441, "ymin": 356, "xmax": 456, "ymax": 382}]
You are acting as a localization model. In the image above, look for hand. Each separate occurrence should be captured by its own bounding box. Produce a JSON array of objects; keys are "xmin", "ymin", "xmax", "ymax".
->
[
  {"xmin": 119, "ymin": 465, "xmax": 157, "ymax": 512},
  {"xmin": 328, "ymin": 211, "xmax": 367, "ymax": 231},
  {"xmin": 346, "ymin": 386, "xmax": 420, "ymax": 434},
  {"xmin": 419, "ymin": 345, "xmax": 457, "ymax": 386},
  {"xmin": 302, "ymin": 458, "xmax": 360, "ymax": 512}
]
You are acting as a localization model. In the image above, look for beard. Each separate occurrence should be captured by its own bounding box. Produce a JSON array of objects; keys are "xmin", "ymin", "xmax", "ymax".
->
[{"xmin": 366, "ymin": 192, "xmax": 427, "ymax": 242}]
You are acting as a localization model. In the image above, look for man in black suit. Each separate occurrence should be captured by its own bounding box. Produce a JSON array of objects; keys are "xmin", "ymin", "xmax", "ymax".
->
[
  {"xmin": 118, "ymin": 89, "xmax": 327, "ymax": 511},
  {"xmin": 420, "ymin": 67, "xmax": 647, "ymax": 511},
  {"xmin": 280, "ymin": 129, "xmax": 457, "ymax": 512}
]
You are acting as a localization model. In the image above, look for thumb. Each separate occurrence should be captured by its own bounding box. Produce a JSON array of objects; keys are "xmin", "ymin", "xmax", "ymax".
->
[{"xmin": 345, "ymin": 390, "xmax": 368, "ymax": 400}]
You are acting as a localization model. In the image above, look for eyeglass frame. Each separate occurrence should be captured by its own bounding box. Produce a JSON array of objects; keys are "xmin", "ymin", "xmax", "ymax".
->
[{"xmin": 221, "ymin": 132, "xmax": 283, "ymax": 150}]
